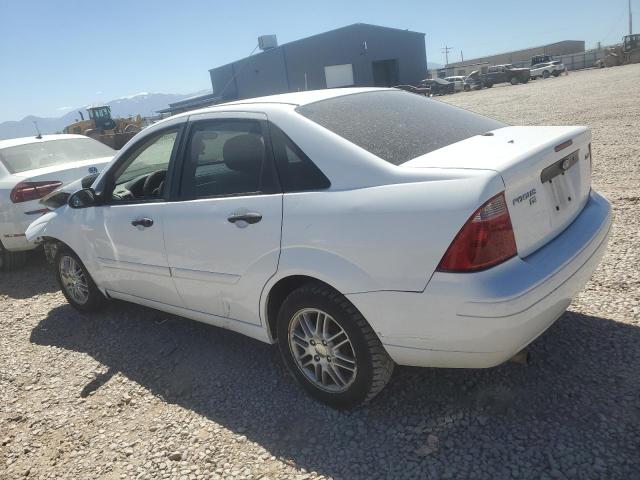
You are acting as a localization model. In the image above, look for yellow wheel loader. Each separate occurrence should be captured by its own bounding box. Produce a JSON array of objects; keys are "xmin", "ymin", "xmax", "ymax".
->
[{"xmin": 64, "ymin": 105, "xmax": 142, "ymax": 150}]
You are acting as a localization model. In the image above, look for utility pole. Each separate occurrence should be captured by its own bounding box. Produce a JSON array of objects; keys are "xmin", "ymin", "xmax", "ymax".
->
[
  {"xmin": 441, "ymin": 45, "xmax": 453, "ymax": 66},
  {"xmin": 460, "ymin": 50, "xmax": 464, "ymax": 62},
  {"xmin": 629, "ymin": 0, "xmax": 633, "ymax": 35}
]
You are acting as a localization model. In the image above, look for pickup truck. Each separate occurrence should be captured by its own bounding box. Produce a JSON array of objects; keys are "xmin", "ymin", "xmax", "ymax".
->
[{"xmin": 482, "ymin": 64, "xmax": 531, "ymax": 87}]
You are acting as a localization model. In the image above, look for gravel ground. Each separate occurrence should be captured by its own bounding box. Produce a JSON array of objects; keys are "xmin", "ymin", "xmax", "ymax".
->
[{"xmin": 1, "ymin": 65, "xmax": 639, "ymax": 480}]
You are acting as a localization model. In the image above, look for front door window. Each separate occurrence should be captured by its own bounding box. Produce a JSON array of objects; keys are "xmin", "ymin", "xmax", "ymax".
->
[{"xmin": 110, "ymin": 130, "xmax": 178, "ymax": 202}]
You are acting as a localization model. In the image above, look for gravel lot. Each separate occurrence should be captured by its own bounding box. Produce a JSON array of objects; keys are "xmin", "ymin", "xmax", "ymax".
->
[{"xmin": 2, "ymin": 65, "xmax": 639, "ymax": 480}]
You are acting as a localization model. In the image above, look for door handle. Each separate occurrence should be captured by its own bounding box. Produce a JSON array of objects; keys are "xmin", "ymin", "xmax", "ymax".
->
[
  {"xmin": 131, "ymin": 217, "xmax": 154, "ymax": 228},
  {"xmin": 227, "ymin": 212, "xmax": 262, "ymax": 225}
]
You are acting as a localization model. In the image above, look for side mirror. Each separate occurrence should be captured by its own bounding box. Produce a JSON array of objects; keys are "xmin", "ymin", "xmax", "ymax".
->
[
  {"xmin": 68, "ymin": 188, "xmax": 96, "ymax": 209},
  {"xmin": 81, "ymin": 172, "xmax": 100, "ymax": 188}
]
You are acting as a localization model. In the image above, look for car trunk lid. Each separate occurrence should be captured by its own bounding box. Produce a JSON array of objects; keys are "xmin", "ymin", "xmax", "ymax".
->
[
  {"xmin": 403, "ymin": 126, "xmax": 592, "ymax": 257},
  {"xmin": 12, "ymin": 156, "xmax": 112, "ymax": 183},
  {"xmin": 9, "ymin": 156, "xmax": 112, "ymax": 213}
]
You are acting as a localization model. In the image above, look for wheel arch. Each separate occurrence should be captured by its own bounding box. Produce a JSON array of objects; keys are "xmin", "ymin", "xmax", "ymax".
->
[
  {"xmin": 264, "ymin": 275, "xmax": 341, "ymax": 342},
  {"xmin": 40, "ymin": 234, "xmax": 108, "ymax": 296},
  {"xmin": 40, "ymin": 235, "xmax": 73, "ymax": 263}
]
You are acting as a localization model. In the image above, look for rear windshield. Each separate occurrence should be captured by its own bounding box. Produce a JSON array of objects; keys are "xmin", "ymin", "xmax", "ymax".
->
[
  {"xmin": 296, "ymin": 90, "xmax": 505, "ymax": 165},
  {"xmin": 0, "ymin": 138, "xmax": 115, "ymax": 174}
]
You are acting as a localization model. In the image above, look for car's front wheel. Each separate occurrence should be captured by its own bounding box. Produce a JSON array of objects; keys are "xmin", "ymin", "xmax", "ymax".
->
[
  {"xmin": 277, "ymin": 283, "xmax": 394, "ymax": 408},
  {"xmin": 542, "ymin": 70, "xmax": 550, "ymax": 79},
  {"xmin": 55, "ymin": 247, "xmax": 106, "ymax": 312},
  {"xmin": 510, "ymin": 76, "xmax": 519, "ymax": 85}
]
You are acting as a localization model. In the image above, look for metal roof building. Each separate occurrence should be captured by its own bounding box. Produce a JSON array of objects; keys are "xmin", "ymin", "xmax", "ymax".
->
[
  {"xmin": 209, "ymin": 23, "xmax": 427, "ymax": 102},
  {"xmin": 157, "ymin": 91, "xmax": 220, "ymax": 116}
]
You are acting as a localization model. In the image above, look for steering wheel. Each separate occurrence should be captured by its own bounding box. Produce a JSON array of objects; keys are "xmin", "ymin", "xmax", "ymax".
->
[{"xmin": 143, "ymin": 169, "xmax": 167, "ymax": 198}]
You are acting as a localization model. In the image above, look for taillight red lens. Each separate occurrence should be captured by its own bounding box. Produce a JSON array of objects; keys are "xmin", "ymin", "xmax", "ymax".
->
[
  {"xmin": 10, "ymin": 181, "xmax": 63, "ymax": 203},
  {"xmin": 437, "ymin": 192, "xmax": 517, "ymax": 272}
]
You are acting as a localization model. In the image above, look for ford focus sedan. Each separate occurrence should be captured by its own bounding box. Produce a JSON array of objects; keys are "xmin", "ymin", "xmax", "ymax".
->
[{"xmin": 26, "ymin": 88, "xmax": 611, "ymax": 408}]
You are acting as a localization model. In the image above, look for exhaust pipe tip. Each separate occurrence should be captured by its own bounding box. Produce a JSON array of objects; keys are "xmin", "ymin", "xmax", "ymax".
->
[{"xmin": 509, "ymin": 349, "xmax": 531, "ymax": 365}]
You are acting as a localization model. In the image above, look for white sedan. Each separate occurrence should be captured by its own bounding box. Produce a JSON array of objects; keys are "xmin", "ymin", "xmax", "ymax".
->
[
  {"xmin": 0, "ymin": 134, "xmax": 114, "ymax": 269},
  {"xmin": 27, "ymin": 88, "xmax": 611, "ymax": 408},
  {"xmin": 444, "ymin": 76, "xmax": 467, "ymax": 92},
  {"xmin": 531, "ymin": 61, "xmax": 566, "ymax": 79}
]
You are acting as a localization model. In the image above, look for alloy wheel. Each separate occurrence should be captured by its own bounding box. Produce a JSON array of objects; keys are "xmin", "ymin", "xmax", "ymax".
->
[
  {"xmin": 288, "ymin": 308, "xmax": 357, "ymax": 393},
  {"xmin": 59, "ymin": 255, "xmax": 89, "ymax": 305}
]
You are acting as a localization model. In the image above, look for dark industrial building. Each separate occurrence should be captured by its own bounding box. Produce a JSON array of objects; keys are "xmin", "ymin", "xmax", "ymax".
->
[{"xmin": 209, "ymin": 23, "xmax": 427, "ymax": 102}]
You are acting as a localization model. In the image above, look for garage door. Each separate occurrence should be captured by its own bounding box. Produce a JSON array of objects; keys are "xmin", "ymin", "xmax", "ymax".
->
[{"xmin": 324, "ymin": 64, "xmax": 354, "ymax": 88}]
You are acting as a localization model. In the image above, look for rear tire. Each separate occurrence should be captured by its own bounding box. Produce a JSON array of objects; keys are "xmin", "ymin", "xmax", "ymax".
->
[
  {"xmin": 542, "ymin": 70, "xmax": 550, "ymax": 79},
  {"xmin": 55, "ymin": 247, "xmax": 106, "ymax": 312},
  {"xmin": 510, "ymin": 77, "xmax": 519, "ymax": 85},
  {"xmin": 276, "ymin": 283, "xmax": 394, "ymax": 408},
  {"xmin": 0, "ymin": 244, "xmax": 27, "ymax": 271}
]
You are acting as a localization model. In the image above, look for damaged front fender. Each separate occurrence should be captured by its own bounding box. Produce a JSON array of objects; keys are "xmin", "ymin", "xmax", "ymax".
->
[{"xmin": 25, "ymin": 211, "xmax": 58, "ymax": 243}]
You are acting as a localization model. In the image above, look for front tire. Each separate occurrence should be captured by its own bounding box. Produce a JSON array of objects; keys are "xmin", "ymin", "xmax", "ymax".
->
[
  {"xmin": 542, "ymin": 70, "xmax": 550, "ymax": 79},
  {"xmin": 510, "ymin": 76, "xmax": 519, "ymax": 85},
  {"xmin": 277, "ymin": 283, "xmax": 394, "ymax": 408},
  {"xmin": 55, "ymin": 248, "xmax": 106, "ymax": 312}
]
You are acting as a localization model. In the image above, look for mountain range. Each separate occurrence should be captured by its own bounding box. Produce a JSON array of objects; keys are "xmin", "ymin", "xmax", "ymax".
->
[{"xmin": 0, "ymin": 92, "xmax": 204, "ymax": 140}]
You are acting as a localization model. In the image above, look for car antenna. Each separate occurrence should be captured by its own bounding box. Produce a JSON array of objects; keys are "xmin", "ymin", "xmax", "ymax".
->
[{"xmin": 33, "ymin": 121, "xmax": 42, "ymax": 139}]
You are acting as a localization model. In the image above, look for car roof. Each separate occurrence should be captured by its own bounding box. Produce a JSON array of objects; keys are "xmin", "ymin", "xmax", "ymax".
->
[
  {"xmin": 0, "ymin": 134, "xmax": 89, "ymax": 150},
  {"xmin": 163, "ymin": 87, "xmax": 389, "ymax": 124}
]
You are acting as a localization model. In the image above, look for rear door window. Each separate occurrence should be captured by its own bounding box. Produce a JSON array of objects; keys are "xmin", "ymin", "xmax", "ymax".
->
[
  {"xmin": 269, "ymin": 124, "xmax": 330, "ymax": 192},
  {"xmin": 296, "ymin": 90, "xmax": 505, "ymax": 165},
  {"xmin": 181, "ymin": 119, "xmax": 276, "ymax": 198}
]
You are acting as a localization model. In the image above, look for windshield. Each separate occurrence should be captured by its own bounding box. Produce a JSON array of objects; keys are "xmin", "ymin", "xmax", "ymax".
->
[
  {"xmin": 296, "ymin": 90, "xmax": 505, "ymax": 165},
  {"xmin": 0, "ymin": 138, "xmax": 115, "ymax": 174}
]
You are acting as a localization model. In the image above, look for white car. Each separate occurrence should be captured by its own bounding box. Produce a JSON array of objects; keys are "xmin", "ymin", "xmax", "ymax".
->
[
  {"xmin": 444, "ymin": 76, "xmax": 467, "ymax": 92},
  {"xmin": 26, "ymin": 88, "xmax": 611, "ymax": 408},
  {"xmin": 531, "ymin": 61, "xmax": 566, "ymax": 79},
  {"xmin": 0, "ymin": 134, "xmax": 114, "ymax": 269}
]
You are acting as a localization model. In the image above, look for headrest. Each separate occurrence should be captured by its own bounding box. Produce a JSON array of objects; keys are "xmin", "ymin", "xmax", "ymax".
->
[
  {"xmin": 190, "ymin": 132, "xmax": 206, "ymax": 161},
  {"xmin": 223, "ymin": 134, "xmax": 264, "ymax": 174}
]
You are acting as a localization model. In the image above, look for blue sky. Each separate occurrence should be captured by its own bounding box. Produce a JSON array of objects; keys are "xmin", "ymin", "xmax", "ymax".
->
[{"xmin": 0, "ymin": 0, "xmax": 632, "ymax": 122}]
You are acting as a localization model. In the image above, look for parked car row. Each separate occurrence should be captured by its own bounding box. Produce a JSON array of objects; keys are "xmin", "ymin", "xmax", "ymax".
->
[
  {"xmin": 396, "ymin": 58, "xmax": 566, "ymax": 98},
  {"xmin": 4, "ymin": 87, "xmax": 610, "ymax": 408}
]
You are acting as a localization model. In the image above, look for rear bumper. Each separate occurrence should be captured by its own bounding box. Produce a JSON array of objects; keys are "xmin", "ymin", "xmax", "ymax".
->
[
  {"xmin": 347, "ymin": 191, "xmax": 612, "ymax": 368},
  {"xmin": 0, "ymin": 212, "xmax": 44, "ymax": 251}
]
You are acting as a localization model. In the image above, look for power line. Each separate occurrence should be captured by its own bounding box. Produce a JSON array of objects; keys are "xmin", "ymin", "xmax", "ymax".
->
[{"xmin": 441, "ymin": 45, "xmax": 453, "ymax": 66}]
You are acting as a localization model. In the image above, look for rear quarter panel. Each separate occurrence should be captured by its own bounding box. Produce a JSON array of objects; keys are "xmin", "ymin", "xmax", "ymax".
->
[{"xmin": 276, "ymin": 171, "xmax": 505, "ymax": 293}]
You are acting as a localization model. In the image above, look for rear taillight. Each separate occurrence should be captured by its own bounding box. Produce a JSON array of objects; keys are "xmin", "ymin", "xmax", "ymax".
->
[
  {"xmin": 10, "ymin": 180, "xmax": 63, "ymax": 203},
  {"xmin": 437, "ymin": 192, "xmax": 517, "ymax": 272}
]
